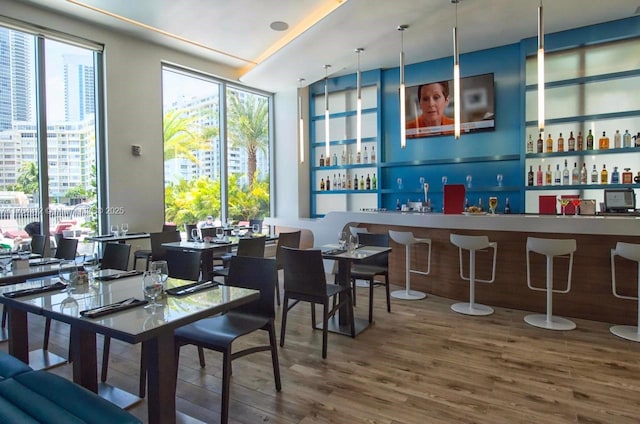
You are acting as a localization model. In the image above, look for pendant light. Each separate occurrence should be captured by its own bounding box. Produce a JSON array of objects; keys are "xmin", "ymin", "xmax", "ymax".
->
[
  {"xmin": 452, "ymin": 0, "xmax": 461, "ymax": 139},
  {"xmin": 398, "ymin": 24, "xmax": 408, "ymax": 149},
  {"xmin": 323, "ymin": 64, "xmax": 331, "ymax": 158},
  {"xmin": 298, "ymin": 78, "xmax": 305, "ymax": 163},
  {"xmin": 537, "ymin": 0, "xmax": 545, "ymax": 132},
  {"xmin": 355, "ymin": 48, "xmax": 364, "ymax": 154}
]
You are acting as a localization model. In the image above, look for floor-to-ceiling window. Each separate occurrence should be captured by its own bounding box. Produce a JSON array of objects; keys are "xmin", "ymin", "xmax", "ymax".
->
[
  {"xmin": 162, "ymin": 65, "xmax": 271, "ymax": 229},
  {"xmin": 0, "ymin": 22, "xmax": 103, "ymax": 250}
]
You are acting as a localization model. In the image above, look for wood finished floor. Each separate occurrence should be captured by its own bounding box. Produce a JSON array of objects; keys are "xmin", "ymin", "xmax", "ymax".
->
[{"xmin": 3, "ymin": 279, "xmax": 640, "ymax": 424}]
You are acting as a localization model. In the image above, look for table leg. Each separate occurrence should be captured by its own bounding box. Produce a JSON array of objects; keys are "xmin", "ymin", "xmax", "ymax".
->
[
  {"xmin": 200, "ymin": 250, "xmax": 213, "ymax": 283},
  {"xmin": 322, "ymin": 258, "xmax": 369, "ymax": 337},
  {"xmin": 7, "ymin": 307, "xmax": 29, "ymax": 363},
  {"xmin": 71, "ymin": 325, "xmax": 98, "ymax": 393},
  {"xmin": 145, "ymin": 331, "xmax": 177, "ymax": 424}
]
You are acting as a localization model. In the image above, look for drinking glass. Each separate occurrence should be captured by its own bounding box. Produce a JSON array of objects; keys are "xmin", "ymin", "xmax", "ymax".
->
[
  {"xmin": 349, "ymin": 234, "xmax": 359, "ymax": 252},
  {"xmin": 17, "ymin": 243, "xmax": 31, "ymax": 260},
  {"xmin": 216, "ymin": 227, "xmax": 224, "ymax": 240},
  {"xmin": 110, "ymin": 224, "xmax": 119, "ymax": 237},
  {"xmin": 142, "ymin": 270, "xmax": 163, "ymax": 308},
  {"xmin": 466, "ymin": 174, "xmax": 472, "ymax": 188},
  {"xmin": 252, "ymin": 223, "xmax": 260, "ymax": 234},
  {"xmin": 0, "ymin": 257, "xmax": 12, "ymax": 274},
  {"xmin": 83, "ymin": 253, "xmax": 100, "ymax": 284},
  {"xmin": 60, "ymin": 294, "xmax": 79, "ymax": 317},
  {"xmin": 442, "ymin": 176, "xmax": 448, "ymax": 186},
  {"xmin": 489, "ymin": 196, "xmax": 498, "ymax": 215},
  {"xmin": 558, "ymin": 198, "xmax": 570, "ymax": 216},
  {"xmin": 191, "ymin": 228, "xmax": 199, "ymax": 242},
  {"xmin": 231, "ymin": 225, "xmax": 240, "ymax": 237},
  {"xmin": 571, "ymin": 198, "xmax": 582, "ymax": 217},
  {"xmin": 396, "ymin": 177, "xmax": 403, "ymax": 190},
  {"xmin": 120, "ymin": 223, "xmax": 128, "ymax": 236},
  {"xmin": 497, "ymin": 174, "xmax": 503, "ymax": 187},
  {"xmin": 151, "ymin": 260, "xmax": 169, "ymax": 292},
  {"xmin": 58, "ymin": 260, "xmax": 79, "ymax": 290},
  {"xmin": 419, "ymin": 176, "xmax": 425, "ymax": 190},
  {"xmin": 338, "ymin": 231, "xmax": 347, "ymax": 250}
]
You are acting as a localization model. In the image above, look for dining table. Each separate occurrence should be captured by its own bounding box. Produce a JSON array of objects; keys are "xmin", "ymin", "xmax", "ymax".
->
[
  {"xmin": 0, "ymin": 271, "xmax": 259, "ymax": 424},
  {"xmin": 321, "ymin": 244, "xmax": 391, "ymax": 336}
]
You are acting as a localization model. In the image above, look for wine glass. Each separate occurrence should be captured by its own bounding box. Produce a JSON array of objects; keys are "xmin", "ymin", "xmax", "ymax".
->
[
  {"xmin": 231, "ymin": 225, "xmax": 240, "ymax": 237},
  {"xmin": 396, "ymin": 177, "xmax": 403, "ymax": 190},
  {"xmin": 58, "ymin": 260, "xmax": 79, "ymax": 291},
  {"xmin": 571, "ymin": 198, "xmax": 582, "ymax": 217},
  {"xmin": 17, "ymin": 243, "xmax": 31, "ymax": 261},
  {"xmin": 191, "ymin": 228, "xmax": 199, "ymax": 242},
  {"xmin": 60, "ymin": 293, "xmax": 79, "ymax": 317},
  {"xmin": 338, "ymin": 231, "xmax": 347, "ymax": 250},
  {"xmin": 442, "ymin": 176, "xmax": 448, "ymax": 186},
  {"xmin": 466, "ymin": 174, "xmax": 472, "ymax": 188},
  {"xmin": 558, "ymin": 198, "xmax": 570, "ymax": 216},
  {"xmin": 419, "ymin": 176, "xmax": 425, "ymax": 190},
  {"xmin": 0, "ymin": 256, "xmax": 12, "ymax": 274},
  {"xmin": 489, "ymin": 196, "xmax": 498, "ymax": 215},
  {"xmin": 151, "ymin": 260, "xmax": 169, "ymax": 292},
  {"xmin": 349, "ymin": 234, "xmax": 359, "ymax": 252},
  {"xmin": 142, "ymin": 270, "xmax": 163, "ymax": 309},
  {"xmin": 252, "ymin": 223, "xmax": 260, "ymax": 234},
  {"xmin": 215, "ymin": 227, "xmax": 224, "ymax": 241},
  {"xmin": 497, "ymin": 174, "xmax": 503, "ymax": 187},
  {"xmin": 110, "ymin": 224, "xmax": 119, "ymax": 237},
  {"xmin": 83, "ymin": 253, "xmax": 100, "ymax": 284},
  {"xmin": 120, "ymin": 223, "xmax": 129, "ymax": 236}
]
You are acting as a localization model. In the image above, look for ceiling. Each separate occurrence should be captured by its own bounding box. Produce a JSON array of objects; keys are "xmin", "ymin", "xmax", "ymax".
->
[{"xmin": 15, "ymin": 0, "xmax": 640, "ymax": 92}]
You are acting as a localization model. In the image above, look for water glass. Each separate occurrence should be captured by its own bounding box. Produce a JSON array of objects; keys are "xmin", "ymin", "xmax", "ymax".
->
[
  {"xmin": 338, "ymin": 231, "xmax": 347, "ymax": 250},
  {"xmin": 17, "ymin": 243, "xmax": 31, "ymax": 260},
  {"xmin": 496, "ymin": 174, "xmax": 503, "ymax": 187},
  {"xmin": 252, "ymin": 223, "xmax": 261, "ymax": 234},
  {"xmin": 191, "ymin": 228, "xmax": 199, "ymax": 242},
  {"xmin": 142, "ymin": 270, "xmax": 163, "ymax": 308},
  {"xmin": 151, "ymin": 260, "xmax": 169, "ymax": 292},
  {"xmin": 216, "ymin": 227, "xmax": 224, "ymax": 240},
  {"xmin": 466, "ymin": 175, "xmax": 473, "ymax": 188},
  {"xmin": 120, "ymin": 223, "xmax": 129, "ymax": 236},
  {"xmin": 396, "ymin": 177, "xmax": 403, "ymax": 190},
  {"xmin": 349, "ymin": 234, "xmax": 359, "ymax": 252},
  {"xmin": 83, "ymin": 253, "xmax": 100, "ymax": 283},
  {"xmin": 59, "ymin": 260, "xmax": 79, "ymax": 289},
  {"xmin": 110, "ymin": 224, "xmax": 119, "ymax": 237},
  {"xmin": 442, "ymin": 176, "xmax": 448, "ymax": 186},
  {"xmin": 0, "ymin": 257, "xmax": 12, "ymax": 274}
]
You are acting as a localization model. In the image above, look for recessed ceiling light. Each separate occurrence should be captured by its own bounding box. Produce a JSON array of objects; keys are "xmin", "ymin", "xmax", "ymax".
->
[{"xmin": 270, "ymin": 21, "xmax": 289, "ymax": 31}]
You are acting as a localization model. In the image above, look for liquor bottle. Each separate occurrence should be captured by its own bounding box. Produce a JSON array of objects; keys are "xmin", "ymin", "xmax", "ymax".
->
[
  {"xmin": 557, "ymin": 133, "xmax": 564, "ymax": 152},
  {"xmin": 571, "ymin": 162, "xmax": 579, "ymax": 185},
  {"xmin": 320, "ymin": 178, "xmax": 325, "ymax": 190},
  {"xmin": 465, "ymin": 198, "xmax": 470, "ymax": 210},
  {"xmin": 527, "ymin": 166, "xmax": 534, "ymax": 186},
  {"xmin": 478, "ymin": 198, "xmax": 483, "ymax": 212},
  {"xmin": 526, "ymin": 134, "xmax": 534, "ymax": 153},
  {"xmin": 504, "ymin": 197, "xmax": 511, "ymax": 214},
  {"xmin": 580, "ymin": 163, "xmax": 587, "ymax": 184},
  {"xmin": 370, "ymin": 146, "xmax": 376, "ymax": 163},
  {"xmin": 591, "ymin": 164, "xmax": 598, "ymax": 183},
  {"xmin": 342, "ymin": 173, "xmax": 347, "ymax": 188},
  {"xmin": 536, "ymin": 165, "xmax": 543, "ymax": 186},
  {"xmin": 568, "ymin": 131, "xmax": 575, "ymax": 151},
  {"xmin": 353, "ymin": 174, "xmax": 358, "ymax": 190},
  {"xmin": 600, "ymin": 164, "xmax": 608, "ymax": 184},
  {"xmin": 586, "ymin": 129, "xmax": 594, "ymax": 150},
  {"xmin": 333, "ymin": 152, "xmax": 338, "ymax": 166},
  {"xmin": 396, "ymin": 199, "xmax": 401, "ymax": 210},
  {"xmin": 359, "ymin": 175, "xmax": 365, "ymax": 190},
  {"xmin": 611, "ymin": 166, "xmax": 620, "ymax": 184},
  {"xmin": 598, "ymin": 131, "xmax": 609, "ymax": 149},
  {"xmin": 346, "ymin": 173, "xmax": 352, "ymax": 189},
  {"xmin": 326, "ymin": 175, "xmax": 331, "ymax": 190},
  {"xmin": 554, "ymin": 164, "xmax": 561, "ymax": 185},
  {"xmin": 365, "ymin": 174, "xmax": 371, "ymax": 190},
  {"xmin": 319, "ymin": 154, "xmax": 325, "ymax": 167},
  {"xmin": 545, "ymin": 164, "xmax": 552, "ymax": 186},
  {"xmin": 371, "ymin": 173, "xmax": 377, "ymax": 189},
  {"xmin": 341, "ymin": 147, "xmax": 346, "ymax": 166},
  {"xmin": 356, "ymin": 150, "xmax": 361, "ymax": 164},
  {"xmin": 536, "ymin": 133, "xmax": 543, "ymax": 153},
  {"xmin": 546, "ymin": 134, "xmax": 554, "ymax": 153},
  {"xmin": 348, "ymin": 149, "xmax": 354, "ymax": 165},
  {"xmin": 562, "ymin": 160, "xmax": 569, "ymax": 185},
  {"xmin": 623, "ymin": 129, "xmax": 632, "ymax": 147},
  {"xmin": 363, "ymin": 146, "xmax": 369, "ymax": 164},
  {"xmin": 622, "ymin": 168, "xmax": 633, "ymax": 184},
  {"xmin": 577, "ymin": 131, "xmax": 584, "ymax": 150},
  {"xmin": 325, "ymin": 154, "xmax": 330, "ymax": 166},
  {"xmin": 614, "ymin": 130, "xmax": 621, "ymax": 148},
  {"xmin": 333, "ymin": 174, "xmax": 337, "ymax": 189}
]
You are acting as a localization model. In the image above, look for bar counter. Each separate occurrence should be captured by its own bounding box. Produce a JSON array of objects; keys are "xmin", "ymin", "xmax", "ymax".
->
[{"xmin": 266, "ymin": 211, "xmax": 640, "ymax": 325}]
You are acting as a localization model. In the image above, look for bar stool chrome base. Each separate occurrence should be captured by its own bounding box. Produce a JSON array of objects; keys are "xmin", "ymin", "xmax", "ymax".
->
[
  {"xmin": 610, "ymin": 325, "xmax": 640, "ymax": 342},
  {"xmin": 451, "ymin": 302, "xmax": 493, "ymax": 316},
  {"xmin": 391, "ymin": 289, "xmax": 426, "ymax": 300},
  {"xmin": 524, "ymin": 314, "xmax": 576, "ymax": 331}
]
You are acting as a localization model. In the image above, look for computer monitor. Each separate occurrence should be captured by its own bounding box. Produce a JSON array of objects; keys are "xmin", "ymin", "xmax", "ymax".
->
[{"xmin": 604, "ymin": 188, "xmax": 636, "ymax": 212}]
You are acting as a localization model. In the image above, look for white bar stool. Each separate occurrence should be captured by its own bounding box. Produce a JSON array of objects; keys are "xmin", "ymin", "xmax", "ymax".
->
[
  {"xmin": 450, "ymin": 234, "xmax": 497, "ymax": 316},
  {"xmin": 388, "ymin": 230, "xmax": 431, "ymax": 300},
  {"xmin": 610, "ymin": 242, "xmax": 640, "ymax": 342},
  {"xmin": 524, "ymin": 237, "xmax": 577, "ymax": 331}
]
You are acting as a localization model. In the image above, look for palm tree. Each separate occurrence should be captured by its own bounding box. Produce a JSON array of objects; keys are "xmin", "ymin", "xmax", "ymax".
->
[
  {"xmin": 226, "ymin": 89, "xmax": 269, "ymax": 186},
  {"xmin": 163, "ymin": 109, "xmax": 212, "ymax": 163},
  {"xmin": 16, "ymin": 161, "xmax": 39, "ymax": 195}
]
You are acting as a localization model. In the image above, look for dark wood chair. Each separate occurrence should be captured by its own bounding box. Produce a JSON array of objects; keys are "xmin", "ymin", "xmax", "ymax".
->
[
  {"xmin": 30, "ymin": 234, "xmax": 47, "ymax": 256},
  {"xmin": 100, "ymin": 242, "xmax": 131, "ymax": 271},
  {"xmin": 212, "ymin": 236, "xmax": 266, "ymax": 282},
  {"xmin": 274, "ymin": 231, "xmax": 301, "ymax": 306},
  {"xmin": 133, "ymin": 230, "xmax": 180, "ymax": 271},
  {"xmin": 133, "ymin": 225, "xmax": 179, "ymax": 270},
  {"xmin": 54, "ymin": 237, "xmax": 78, "ymax": 260},
  {"xmin": 175, "ymin": 256, "xmax": 281, "ymax": 424},
  {"xmin": 166, "ymin": 249, "xmax": 201, "ymax": 281},
  {"xmin": 184, "ymin": 223, "xmax": 198, "ymax": 241},
  {"xmin": 279, "ymin": 246, "xmax": 355, "ymax": 358}
]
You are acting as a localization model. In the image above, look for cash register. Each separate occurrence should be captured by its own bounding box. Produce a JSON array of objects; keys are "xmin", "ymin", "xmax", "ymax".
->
[{"xmin": 599, "ymin": 188, "xmax": 640, "ymax": 216}]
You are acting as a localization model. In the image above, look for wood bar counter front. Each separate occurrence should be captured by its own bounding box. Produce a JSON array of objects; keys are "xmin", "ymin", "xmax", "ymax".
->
[{"xmin": 266, "ymin": 212, "xmax": 640, "ymax": 325}]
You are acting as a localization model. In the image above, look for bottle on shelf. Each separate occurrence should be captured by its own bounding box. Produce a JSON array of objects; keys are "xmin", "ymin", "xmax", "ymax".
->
[
  {"xmin": 591, "ymin": 164, "xmax": 598, "ymax": 183},
  {"xmin": 325, "ymin": 154, "xmax": 330, "ymax": 166},
  {"xmin": 320, "ymin": 177, "xmax": 325, "ymax": 190},
  {"xmin": 465, "ymin": 197, "xmax": 470, "ymax": 209},
  {"xmin": 586, "ymin": 129, "xmax": 594, "ymax": 150},
  {"xmin": 571, "ymin": 162, "xmax": 579, "ymax": 185},
  {"xmin": 332, "ymin": 151, "xmax": 338, "ymax": 166},
  {"xmin": 348, "ymin": 149, "xmax": 354, "ymax": 165},
  {"xmin": 611, "ymin": 166, "xmax": 620, "ymax": 184},
  {"xmin": 546, "ymin": 134, "xmax": 554, "ymax": 153},
  {"xmin": 554, "ymin": 164, "xmax": 561, "ymax": 185},
  {"xmin": 341, "ymin": 147, "xmax": 346, "ymax": 166},
  {"xmin": 504, "ymin": 197, "xmax": 511, "ymax": 214},
  {"xmin": 319, "ymin": 154, "xmax": 325, "ymax": 167},
  {"xmin": 623, "ymin": 129, "xmax": 632, "ymax": 147},
  {"xmin": 478, "ymin": 198, "xmax": 483, "ymax": 212},
  {"xmin": 396, "ymin": 199, "xmax": 401, "ymax": 210},
  {"xmin": 545, "ymin": 164, "xmax": 552, "ymax": 186},
  {"xmin": 356, "ymin": 150, "xmax": 361, "ymax": 164},
  {"xmin": 568, "ymin": 131, "xmax": 575, "ymax": 151},
  {"xmin": 622, "ymin": 168, "xmax": 633, "ymax": 184},
  {"xmin": 342, "ymin": 173, "xmax": 347, "ymax": 188},
  {"xmin": 526, "ymin": 134, "xmax": 534, "ymax": 153},
  {"xmin": 562, "ymin": 160, "xmax": 569, "ymax": 185},
  {"xmin": 370, "ymin": 146, "xmax": 376, "ymax": 163},
  {"xmin": 600, "ymin": 164, "xmax": 608, "ymax": 184},
  {"xmin": 577, "ymin": 131, "xmax": 584, "ymax": 150},
  {"xmin": 536, "ymin": 165, "xmax": 543, "ymax": 186},
  {"xmin": 363, "ymin": 146, "xmax": 369, "ymax": 164},
  {"xmin": 536, "ymin": 133, "xmax": 543, "ymax": 153},
  {"xmin": 333, "ymin": 174, "xmax": 338, "ymax": 189},
  {"xmin": 614, "ymin": 130, "xmax": 621, "ymax": 148},
  {"xmin": 527, "ymin": 165, "xmax": 534, "ymax": 186},
  {"xmin": 359, "ymin": 175, "xmax": 365, "ymax": 190},
  {"xmin": 326, "ymin": 175, "xmax": 331, "ymax": 190},
  {"xmin": 353, "ymin": 174, "xmax": 358, "ymax": 190},
  {"xmin": 557, "ymin": 133, "xmax": 565, "ymax": 152},
  {"xmin": 346, "ymin": 173, "xmax": 352, "ymax": 189},
  {"xmin": 598, "ymin": 131, "xmax": 609, "ymax": 149},
  {"xmin": 580, "ymin": 162, "xmax": 587, "ymax": 184},
  {"xmin": 365, "ymin": 174, "xmax": 371, "ymax": 190}
]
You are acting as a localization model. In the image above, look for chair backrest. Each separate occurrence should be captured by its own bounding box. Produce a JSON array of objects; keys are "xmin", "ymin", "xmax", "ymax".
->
[
  {"xmin": 281, "ymin": 247, "xmax": 327, "ymax": 297},
  {"xmin": 54, "ymin": 237, "xmax": 78, "ymax": 260},
  {"xmin": 149, "ymin": 230, "xmax": 181, "ymax": 262},
  {"xmin": 100, "ymin": 242, "xmax": 131, "ymax": 271},
  {"xmin": 227, "ymin": 256, "xmax": 277, "ymax": 318},
  {"xmin": 166, "ymin": 249, "xmax": 201, "ymax": 281},
  {"xmin": 357, "ymin": 232, "xmax": 389, "ymax": 267},
  {"xmin": 30, "ymin": 234, "xmax": 47, "ymax": 256},
  {"xmin": 199, "ymin": 227, "xmax": 217, "ymax": 240},
  {"xmin": 184, "ymin": 223, "xmax": 198, "ymax": 241},
  {"xmin": 349, "ymin": 226, "xmax": 368, "ymax": 237},
  {"xmin": 162, "ymin": 224, "xmax": 178, "ymax": 232},
  {"xmin": 275, "ymin": 231, "xmax": 301, "ymax": 269},
  {"xmin": 236, "ymin": 236, "xmax": 266, "ymax": 258}
]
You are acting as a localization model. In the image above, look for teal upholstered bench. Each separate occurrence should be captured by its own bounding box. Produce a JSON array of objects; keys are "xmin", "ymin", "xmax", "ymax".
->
[{"xmin": 0, "ymin": 351, "xmax": 140, "ymax": 424}]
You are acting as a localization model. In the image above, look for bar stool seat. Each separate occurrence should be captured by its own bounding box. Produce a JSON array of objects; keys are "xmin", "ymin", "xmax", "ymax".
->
[
  {"xmin": 524, "ymin": 237, "xmax": 577, "ymax": 331},
  {"xmin": 610, "ymin": 242, "xmax": 640, "ymax": 342},
  {"xmin": 450, "ymin": 234, "xmax": 497, "ymax": 316},
  {"xmin": 388, "ymin": 230, "xmax": 431, "ymax": 300}
]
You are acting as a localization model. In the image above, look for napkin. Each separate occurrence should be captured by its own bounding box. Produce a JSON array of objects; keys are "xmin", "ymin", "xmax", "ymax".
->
[
  {"xmin": 322, "ymin": 248, "xmax": 347, "ymax": 256},
  {"xmin": 3, "ymin": 282, "xmax": 67, "ymax": 298},
  {"xmin": 165, "ymin": 281, "xmax": 219, "ymax": 296},
  {"xmin": 80, "ymin": 297, "xmax": 147, "ymax": 318},
  {"xmin": 29, "ymin": 258, "xmax": 61, "ymax": 267},
  {"xmin": 94, "ymin": 270, "xmax": 143, "ymax": 281}
]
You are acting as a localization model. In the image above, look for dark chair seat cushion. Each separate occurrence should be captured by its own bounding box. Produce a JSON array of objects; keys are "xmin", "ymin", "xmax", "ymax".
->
[
  {"xmin": 350, "ymin": 264, "xmax": 387, "ymax": 279},
  {"xmin": 175, "ymin": 311, "xmax": 270, "ymax": 350},
  {"xmin": 134, "ymin": 249, "xmax": 151, "ymax": 258}
]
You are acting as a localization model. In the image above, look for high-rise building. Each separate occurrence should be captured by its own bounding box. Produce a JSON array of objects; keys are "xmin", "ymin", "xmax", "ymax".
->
[
  {"xmin": 63, "ymin": 54, "xmax": 94, "ymax": 122},
  {"xmin": 10, "ymin": 30, "xmax": 32, "ymax": 123}
]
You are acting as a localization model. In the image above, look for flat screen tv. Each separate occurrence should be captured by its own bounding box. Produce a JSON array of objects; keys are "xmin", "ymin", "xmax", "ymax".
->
[{"xmin": 405, "ymin": 73, "xmax": 495, "ymax": 138}]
